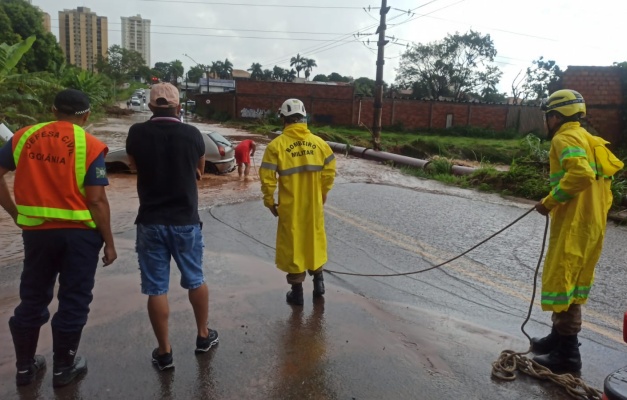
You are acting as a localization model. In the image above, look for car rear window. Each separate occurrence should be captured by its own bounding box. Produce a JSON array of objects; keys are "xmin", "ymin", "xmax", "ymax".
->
[{"xmin": 209, "ymin": 133, "xmax": 232, "ymax": 147}]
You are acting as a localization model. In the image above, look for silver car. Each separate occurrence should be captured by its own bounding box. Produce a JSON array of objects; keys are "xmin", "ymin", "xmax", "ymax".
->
[{"xmin": 105, "ymin": 131, "xmax": 236, "ymax": 174}]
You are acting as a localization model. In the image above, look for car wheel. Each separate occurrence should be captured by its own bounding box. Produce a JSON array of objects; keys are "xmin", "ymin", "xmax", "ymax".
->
[{"xmin": 205, "ymin": 162, "xmax": 219, "ymax": 175}]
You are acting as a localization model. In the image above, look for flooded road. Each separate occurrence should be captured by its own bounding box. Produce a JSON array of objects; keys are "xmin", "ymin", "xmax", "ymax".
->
[{"xmin": 1, "ymin": 114, "xmax": 626, "ymax": 399}]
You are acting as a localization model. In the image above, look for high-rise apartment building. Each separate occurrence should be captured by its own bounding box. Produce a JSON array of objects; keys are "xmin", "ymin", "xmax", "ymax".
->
[
  {"xmin": 58, "ymin": 7, "xmax": 108, "ymax": 71},
  {"xmin": 121, "ymin": 15, "xmax": 151, "ymax": 66},
  {"xmin": 41, "ymin": 11, "xmax": 51, "ymax": 32}
]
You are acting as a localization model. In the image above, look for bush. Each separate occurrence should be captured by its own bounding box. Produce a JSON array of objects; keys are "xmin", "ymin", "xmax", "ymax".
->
[
  {"xmin": 467, "ymin": 162, "xmax": 549, "ymax": 200},
  {"xmin": 211, "ymin": 111, "xmax": 230, "ymax": 122}
]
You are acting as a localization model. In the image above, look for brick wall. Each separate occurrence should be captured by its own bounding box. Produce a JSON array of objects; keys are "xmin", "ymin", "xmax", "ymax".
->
[
  {"xmin": 193, "ymin": 77, "xmax": 624, "ymax": 144},
  {"xmin": 562, "ymin": 66, "xmax": 624, "ymax": 144}
]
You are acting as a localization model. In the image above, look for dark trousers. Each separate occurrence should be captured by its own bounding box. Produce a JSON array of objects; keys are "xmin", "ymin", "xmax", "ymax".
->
[{"xmin": 12, "ymin": 229, "xmax": 103, "ymax": 333}]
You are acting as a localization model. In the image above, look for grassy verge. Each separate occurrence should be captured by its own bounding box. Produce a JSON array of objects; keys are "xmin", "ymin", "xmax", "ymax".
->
[{"xmin": 222, "ymin": 120, "xmax": 627, "ymax": 209}]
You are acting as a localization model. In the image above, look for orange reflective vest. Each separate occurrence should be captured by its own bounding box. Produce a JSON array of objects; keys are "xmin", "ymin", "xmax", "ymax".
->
[{"xmin": 11, "ymin": 121, "xmax": 108, "ymax": 229}]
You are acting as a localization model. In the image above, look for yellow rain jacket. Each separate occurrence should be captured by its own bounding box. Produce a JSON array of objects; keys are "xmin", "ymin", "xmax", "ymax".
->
[
  {"xmin": 540, "ymin": 121, "xmax": 621, "ymax": 312},
  {"xmin": 260, "ymin": 123, "xmax": 336, "ymax": 274}
]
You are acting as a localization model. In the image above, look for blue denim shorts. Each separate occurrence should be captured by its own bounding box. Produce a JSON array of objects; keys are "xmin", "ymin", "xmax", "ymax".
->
[{"xmin": 136, "ymin": 224, "xmax": 205, "ymax": 295}]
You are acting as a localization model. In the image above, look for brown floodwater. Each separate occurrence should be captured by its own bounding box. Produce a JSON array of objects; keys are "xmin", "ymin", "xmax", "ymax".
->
[{"xmin": 1, "ymin": 115, "xmax": 517, "ymax": 268}]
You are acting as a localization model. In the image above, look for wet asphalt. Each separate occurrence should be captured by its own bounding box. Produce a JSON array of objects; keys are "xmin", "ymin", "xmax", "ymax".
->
[
  {"xmin": 2, "ymin": 180, "xmax": 627, "ymax": 399},
  {"xmin": 2, "ymin": 115, "xmax": 627, "ymax": 399}
]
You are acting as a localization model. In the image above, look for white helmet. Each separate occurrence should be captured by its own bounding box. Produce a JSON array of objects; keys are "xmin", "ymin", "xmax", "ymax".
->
[{"xmin": 279, "ymin": 98, "xmax": 306, "ymax": 117}]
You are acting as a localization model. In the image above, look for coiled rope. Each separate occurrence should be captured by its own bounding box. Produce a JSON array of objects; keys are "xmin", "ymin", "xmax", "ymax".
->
[{"xmin": 208, "ymin": 205, "xmax": 604, "ymax": 399}]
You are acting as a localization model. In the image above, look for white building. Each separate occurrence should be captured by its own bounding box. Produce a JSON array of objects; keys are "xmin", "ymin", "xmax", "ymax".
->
[{"xmin": 121, "ymin": 14, "xmax": 151, "ymax": 66}]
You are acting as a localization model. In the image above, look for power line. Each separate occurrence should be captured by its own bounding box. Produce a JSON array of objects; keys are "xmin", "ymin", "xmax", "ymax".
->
[
  {"xmin": 139, "ymin": 0, "xmax": 374, "ymax": 9},
  {"xmin": 50, "ymin": 27, "xmax": 358, "ymax": 42},
  {"xmin": 259, "ymin": 22, "xmax": 379, "ymax": 66},
  {"xmin": 50, "ymin": 19, "xmax": 348, "ymax": 35}
]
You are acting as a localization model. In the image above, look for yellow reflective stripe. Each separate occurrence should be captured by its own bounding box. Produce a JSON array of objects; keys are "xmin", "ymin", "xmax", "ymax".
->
[
  {"xmin": 73, "ymin": 125, "xmax": 87, "ymax": 196},
  {"xmin": 549, "ymin": 171, "xmax": 565, "ymax": 187},
  {"xmin": 550, "ymin": 184, "xmax": 574, "ymax": 203},
  {"xmin": 12, "ymin": 122, "xmax": 53, "ymax": 167},
  {"xmin": 260, "ymin": 162, "xmax": 277, "ymax": 171},
  {"xmin": 17, "ymin": 205, "xmax": 93, "ymax": 220},
  {"xmin": 17, "ymin": 215, "xmax": 46, "ymax": 226},
  {"xmin": 541, "ymin": 286, "xmax": 591, "ymax": 305},
  {"xmin": 16, "ymin": 214, "xmax": 96, "ymax": 228},
  {"xmin": 559, "ymin": 146, "xmax": 587, "ymax": 164}
]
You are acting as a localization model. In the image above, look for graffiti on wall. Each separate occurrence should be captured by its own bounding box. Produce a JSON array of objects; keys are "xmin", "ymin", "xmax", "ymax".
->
[{"xmin": 240, "ymin": 108, "xmax": 273, "ymax": 119}]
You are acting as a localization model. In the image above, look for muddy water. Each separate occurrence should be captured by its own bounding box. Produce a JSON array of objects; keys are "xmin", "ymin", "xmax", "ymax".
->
[{"xmin": 0, "ymin": 116, "xmax": 526, "ymax": 268}]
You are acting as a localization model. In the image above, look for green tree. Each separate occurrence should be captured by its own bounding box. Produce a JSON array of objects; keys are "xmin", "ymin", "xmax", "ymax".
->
[
  {"xmin": 327, "ymin": 72, "xmax": 351, "ymax": 82},
  {"xmin": 272, "ymin": 66, "xmax": 286, "ymax": 81},
  {"xmin": 153, "ymin": 62, "xmax": 170, "ymax": 80},
  {"xmin": 0, "ymin": 0, "xmax": 64, "ymax": 73},
  {"xmin": 396, "ymin": 30, "xmax": 502, "ymax": 101},
  {"xmin": 96, "ymin": 45, "xmax": 146, "ymax": 82},
  {"xmin": 353, "ymin": 77, "xmax": 379, "ymax": 96},
  {"xmin": 284, "ymin": 69, "xmax": 297, "ymax": 82},
  {"xmin": 522, "ymin": 57, "xmax": 562, "ymax": 103},
  {"xmin": 0, "ymin": 36, "xmax": 57, "ymax": 128},
  {"xmin": 209, "ymin": 61, "xmax": 222, "ymax": 79},
  {"xmin": 62, "ymin": 68, "xmax": 110, "ymax": 107},
  {"xmin": 187, "ymin": 64, "xmax": 208, "ymax": 82},
  {"xmin": 312, "ymin": 74, "xmax": 329, "ymax": 82},
  {"xmin": 220, "ymin": 58, "xmax": 233, "ymax": 79},
  {"xmin": 262, "ymin": 69, "xmax": 273, "ymax": 81},
  {"xmin": 169, "ymin": 59, "xmax": 184, "ymax": 83},
  {"xmin": 303, "ymin": 58, "xmax": 317, "ymax": 80},
  {"xmin": 247, "ymin": 62, "xmax": 263, "ymax": 80},
  {"xmin": 290, "ymin": 53, "xmax": 305, "ymax": 77}
]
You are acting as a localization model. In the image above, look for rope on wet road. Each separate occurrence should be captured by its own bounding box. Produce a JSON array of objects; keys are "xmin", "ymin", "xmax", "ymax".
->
[
  {"xmin": 491, "ymin": 214, "xmax": 602, "ymax": 400},
  {"xmin": 324, "ymin": 207, "xmax": 535, "ymax": 277},
  {"xmin": 492, "ymin": 349, "xmax": 602, "ymax": 399},
  {"xmin": 208, "ymin": 205, "xmax": 604, "ymax": 399}
]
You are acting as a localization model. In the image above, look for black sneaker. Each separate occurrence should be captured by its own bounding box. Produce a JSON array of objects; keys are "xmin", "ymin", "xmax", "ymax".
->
[
  {"xmin": 16, "ymin": 355, "xmax": 46, "ymax": 386},
  {"xmin": 151, "ymin": 348, "xmax": 174, "ymax": 371},
  {"xmin": 195, "ymin": 329, "xmax": 219, "ymax": 353}
]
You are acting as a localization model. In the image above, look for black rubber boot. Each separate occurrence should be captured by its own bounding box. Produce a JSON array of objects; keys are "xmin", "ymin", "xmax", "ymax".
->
[
  {"xmin": 530, "ymin": 326, "xmax": 559, "ymax": 355},
  {"xmin": 52, "ymin": 329, "xmax": 88, "ymax": 388},
  {"xmin": 533, "ymin": 334, "xmax": 582, "ymax": 373},
  {"xmin": 286, "ymin": 284, "xmax": 304, "ymax": 306},
  {"xmin": 9, "ymin": 318, "xmax": 46, "ymax": 386},
  {"xmin": 313, "ymin": 272, "xmax": 325, "ymax": 297}
]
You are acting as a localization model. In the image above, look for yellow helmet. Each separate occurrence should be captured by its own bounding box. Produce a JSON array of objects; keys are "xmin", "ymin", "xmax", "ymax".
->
[{"xmin": 541, "ymin": 89, "xmax": 586, "ymax": 117}]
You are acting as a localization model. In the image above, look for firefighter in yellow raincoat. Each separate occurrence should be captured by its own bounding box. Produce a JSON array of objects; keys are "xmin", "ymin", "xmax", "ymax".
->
[
  {"xmin": 260, "ymin": 99, "xmax": 336, "ymax": 306},
  {"xmin": 530, "ymin": 89, "xmax": 623, "ymax": 373}
]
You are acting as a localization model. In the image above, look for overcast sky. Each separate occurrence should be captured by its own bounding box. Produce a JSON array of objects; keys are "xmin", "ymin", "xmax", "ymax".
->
[{"xmin": 35, "ymin": 0, "xmax": 626, "ymax": 95}]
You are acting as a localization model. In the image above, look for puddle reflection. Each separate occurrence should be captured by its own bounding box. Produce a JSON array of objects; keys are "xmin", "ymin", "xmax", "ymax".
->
[{"xmin": 272, "ymin": 297, "xmax": 334, "ymax": 398}]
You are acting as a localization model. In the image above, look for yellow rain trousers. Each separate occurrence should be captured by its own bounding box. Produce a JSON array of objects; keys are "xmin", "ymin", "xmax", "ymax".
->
[
  {"xmin": 259, "ymin": 123, "xmax": 336, "ymax": 274},
  {"xmin": 540, "ymin": 121, "xmax": 618, "ymax": 312}
]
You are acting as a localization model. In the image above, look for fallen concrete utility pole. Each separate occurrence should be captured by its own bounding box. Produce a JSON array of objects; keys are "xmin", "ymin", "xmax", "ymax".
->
[{"xmin": 326, "ymin": 141, "xmax": 477, "ymax": 176}]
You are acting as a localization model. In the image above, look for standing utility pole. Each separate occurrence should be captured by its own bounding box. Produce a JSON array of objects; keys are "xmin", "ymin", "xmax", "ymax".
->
[{"xmin": 372, "ymin": 0, "xmax": 390, "ymax": 151}]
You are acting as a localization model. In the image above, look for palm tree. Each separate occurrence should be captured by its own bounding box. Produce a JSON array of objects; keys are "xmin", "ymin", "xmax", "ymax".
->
[
  {"xmin": 272, "ymin": 66, "xmax": 285, "ymax": 81},
  {"xmin": 304, "ymin": 58, "xmax": 317, "ymax": 81},
  {"xmin": 286, "ymin": 68, "xmax": 297, "ymax": 82},
  {"xmin": 247, "ymin": 62, "xmax": 263, "ymax": 80},
  {"xmin": 262, "ymin": 69, "xmax": 273, "ymax": 81},
  {"xmin": 221, "ymin": 58, "xmax": 233, "ymax": 79},
  {"xmin": 209, "ymin": 61, "xmax": 222, "ymax": 79},
  {"xmin": 290, "ymin": 53, "xmax": 305, "ymax": 77}
]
